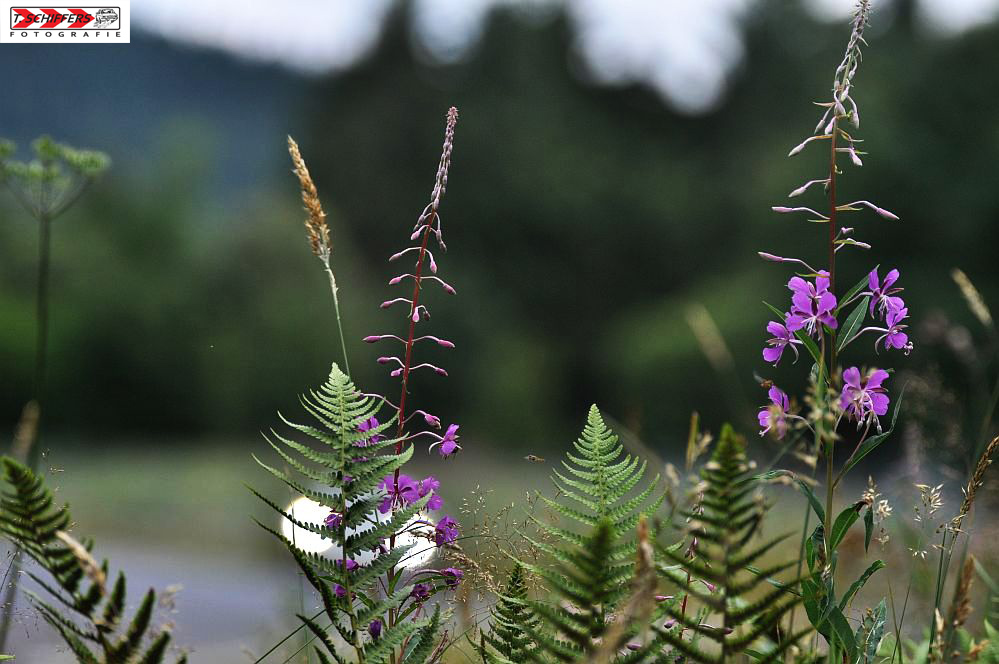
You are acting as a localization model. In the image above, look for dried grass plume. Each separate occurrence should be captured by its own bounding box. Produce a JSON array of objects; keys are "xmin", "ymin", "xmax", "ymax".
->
[{"xmin": 287, "ymin": 135, "xmax": 330, "ymax": 262}]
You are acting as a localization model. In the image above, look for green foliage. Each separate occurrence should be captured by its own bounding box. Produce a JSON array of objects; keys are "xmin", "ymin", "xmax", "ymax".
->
[
  {"xmin": 495, "ymin": 406, "xmax": 672, "ymax": 664},
  {"xmin": 478, "ymin": 564, "xmax": 542, "ymax": 664},
  {"xmin": 0, "ymin": 457, "xmax": 184, "ymax": 664},
  {"xmin": 531, "ymin": 405, "xmax": 663, "ymax": 575},
  {"xmin": 853, "ymin": 599, "xmax": 887, "ymax": 664},
  {"xmin": 654, "ymin": 425, "xmax": 808, "ymax": 663},
  {"xmin": 253, "ymin": 363, "xmax": 442, "ymax": 664}
]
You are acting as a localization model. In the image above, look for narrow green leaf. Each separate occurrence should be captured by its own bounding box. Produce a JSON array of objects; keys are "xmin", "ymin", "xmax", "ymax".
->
[
  {"xmin": 829, "ymin": 501, "xmax": 866, "ymax": 553},
  {"xmin": 827, "ymin": 606, "xmax": 858, "ymax": 663},
  {"xmin": 864, "ymin": 506, "xmax": 874, "ymax": 553},
  {"xmin": 793, "ymin": 478, "xmax": 825, "ymax": 523},
  {"xmin": 837, "ymin": 296, "xmax": 870, "ymax": 351},
  {"xmin": 839, "ymin": 385, "xmax": 906, "ymax": 479},
  {"xmin": 839, "ymin": 560, "xmax": 885, "ymax": 610}
]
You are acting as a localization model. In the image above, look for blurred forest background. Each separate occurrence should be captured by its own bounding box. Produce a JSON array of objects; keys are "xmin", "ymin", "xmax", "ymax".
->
[{"xmin": 1, "ymin": 0, "xmax": 998, "ymax": 660}]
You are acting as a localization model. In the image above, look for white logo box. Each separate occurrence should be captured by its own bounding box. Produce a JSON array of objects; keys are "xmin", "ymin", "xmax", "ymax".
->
[{"xmin": 2, "ymin": 2, "xmax": 129, "ymax": 43}]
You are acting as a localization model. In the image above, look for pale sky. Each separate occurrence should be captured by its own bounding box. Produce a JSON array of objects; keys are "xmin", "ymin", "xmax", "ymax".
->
[{"xmin": 132, "ymin": 0, "xmax": 999, "ymax": 113}]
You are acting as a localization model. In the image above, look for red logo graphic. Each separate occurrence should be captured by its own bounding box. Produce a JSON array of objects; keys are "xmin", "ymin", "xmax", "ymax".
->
[{"xmin": 10, "ymin": 8, "xmax": 108, "ymax": 30}]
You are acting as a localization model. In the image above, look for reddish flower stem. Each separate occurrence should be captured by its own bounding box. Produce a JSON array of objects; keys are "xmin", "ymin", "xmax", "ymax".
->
[
  {"xmin": 827, "ymin": 119, "xmax": 840, "ymax": 373},
  {"xmin": 827, "ymin": 121, "xmax": 839, "ymax": 294}
]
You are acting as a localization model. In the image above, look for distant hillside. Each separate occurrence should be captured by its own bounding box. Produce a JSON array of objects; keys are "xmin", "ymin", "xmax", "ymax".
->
[{"xmin": 0, "ymin": 30, "xmax": 312, "ymax": 195}]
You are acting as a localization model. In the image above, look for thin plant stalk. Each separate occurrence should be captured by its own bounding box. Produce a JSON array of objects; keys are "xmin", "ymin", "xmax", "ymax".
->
[
  {"xmin": 0, "ymin": 213, "xmax": 52, "ymax": 652},
  {"xmin": 325, "ymin": 265, "xmax": 351, "ymax": 377},
  {"xmin": 28, "ymin": 214, "xmax": 51, "ymax": 469},
  {"xmin": 287, "ymin": 135, "xmax": 350, "ymax": 376}
]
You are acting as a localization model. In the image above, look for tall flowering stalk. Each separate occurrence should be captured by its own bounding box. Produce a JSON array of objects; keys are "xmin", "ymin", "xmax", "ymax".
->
[
  {"xmin": 362, "ymin": 106, "xmax": 463, "ymax": 651},
  {"xmin": 288, "ymin": 136, "xmax": 351, "ymax": 376},
  {"xmin": 0, "ymin": 136, "xmax": 108, "ymax": 653},
  {"xmin": 758, "ymin": 3, "xmax": 909, "ymax": 657},
  {"xmin": 255, "ymin": 110, "xmax": 464, "ymax": 664},
  {"xmin": 367, "ymin": 107, "xmax": 461, "ymax": 458}
]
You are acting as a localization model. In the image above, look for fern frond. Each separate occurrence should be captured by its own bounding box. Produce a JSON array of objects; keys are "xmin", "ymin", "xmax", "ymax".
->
[
  {"xmin": 654, "ymin": 425, "xmax": 810, "ymax": 662},
  {"xmin": 254, "ymin": 363, "xmax": 443, "ymax": 664},
  {"xmin": 479, "ymin": 565, "xmax": 543, "ymax": 664},
  {"xmin": 0, "ymin": 457, "xmax": 183, "ymax": 663}
]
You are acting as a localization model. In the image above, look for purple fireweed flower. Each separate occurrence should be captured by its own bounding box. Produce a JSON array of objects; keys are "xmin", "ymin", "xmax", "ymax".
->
[
  {"xmin": 377, "ymin": 474, "xmax": 443, "ymax": 512},
  {"xmin": 435, "ymin": 515, "xmax": 459, "ymax": 546},
  {"xmin": 429, "ymin": 424, "xmax": 461, "ymax": 458},
  {"xmin": 324, "ymin": 511, "xmax": 343, "ymax": 529},
  {"xmin": 876, "ymin": 306, "xmax": 912, "ymax": 354},
  {"xmin": 763, "ymin": 320, "xmax": 802, "ymax": 366},
  {"xmin": 420, "ymin": 476, "xmax": 444, "ymax": 510},
  {"xmin": 758, "ymin": 387, "xmax": 790, "ymax": 439},
  {"xmin": 368, "ymin": 619, "xmax": 382, "ymax": 639},
  {"xmin": 410, "ymin": 583, "xmax": 431, "ymax": 602},
  {"xmin": 864, "ymin": 268, "xmax": 904, "ymax": 320},
  {"xmin": 357, "ymin": 416, "xmax": 385, "ymax": 446},
  {"xmin": 840, "ymin": 367, "xmax": 890, "ymax": 431},
  {"xmin": 378, "ymin": 474, "xmax": 419, "ymax": 513},
  {"xmin": 335, "ymin": 559, "xmax": 359, "ymax": 572},
  {"xmin": 786, "ymin": 271, "xmax": 838, "ymax": 336},
  {"xmin": 441, "ymin": 567, "xmax": 463, "ymax": 588}
]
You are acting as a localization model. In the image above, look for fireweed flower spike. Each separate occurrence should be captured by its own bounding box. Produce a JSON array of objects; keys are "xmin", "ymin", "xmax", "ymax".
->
[
  {"xmin": 759, "ymin": 5, "xmax": 913, "ymax": 622},
  {"xmin": 287, "ymin": 136, "xmax": 352, "ymax": 376},
  {"xmin": 367, "ymin": 108, "xmax": 462, "ymax": 460},
  {"xmin": 840, "ymin": 367, "xmax": 891, "ymax": 431}
]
